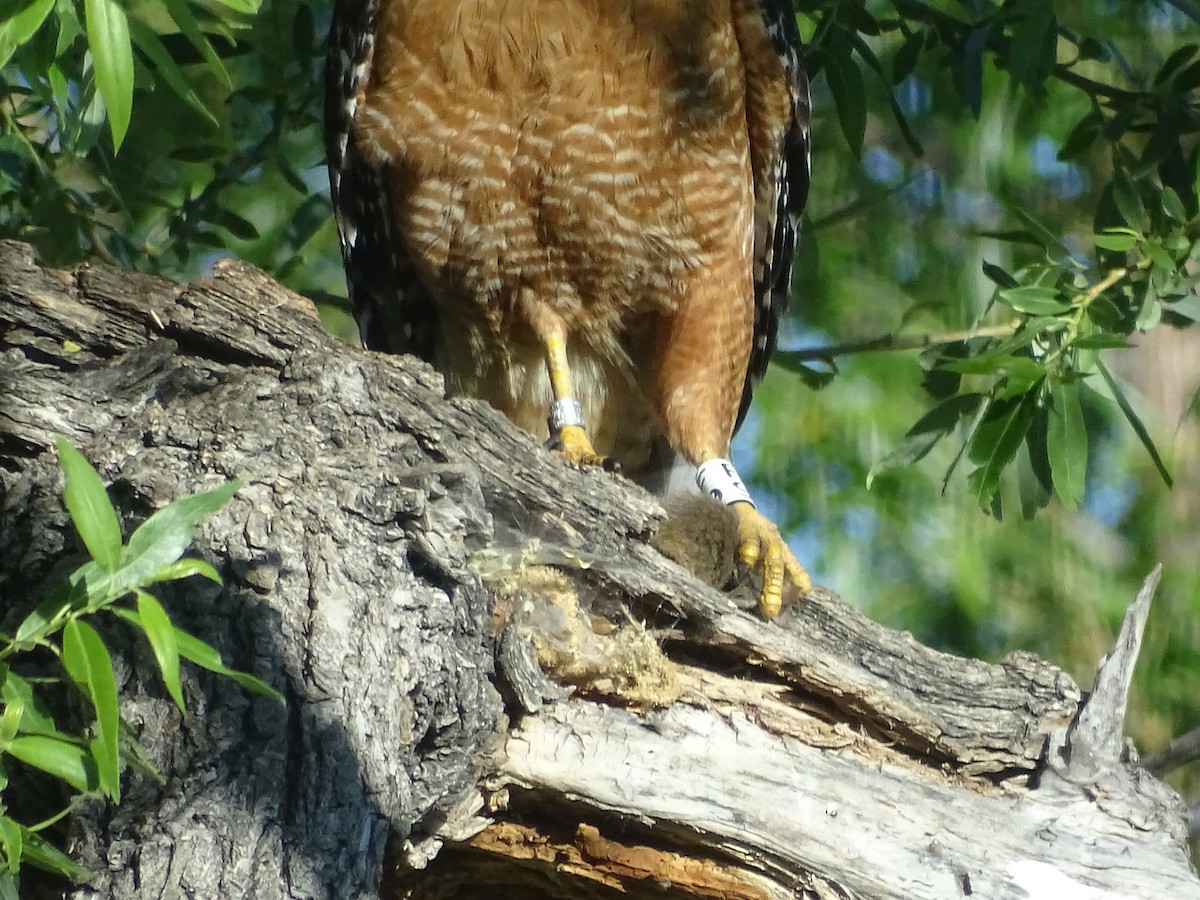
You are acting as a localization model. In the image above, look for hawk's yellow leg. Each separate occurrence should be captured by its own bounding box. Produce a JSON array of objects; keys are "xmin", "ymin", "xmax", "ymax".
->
[{"xmin": 542, "ymin": 331, "xmax": 613, "ymax": 470}]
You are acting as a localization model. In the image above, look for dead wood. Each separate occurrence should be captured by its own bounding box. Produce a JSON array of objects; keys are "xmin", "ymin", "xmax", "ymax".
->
[{"xmin": 0, "ymin": 240, "xmax": 1194, "ymax": 899}]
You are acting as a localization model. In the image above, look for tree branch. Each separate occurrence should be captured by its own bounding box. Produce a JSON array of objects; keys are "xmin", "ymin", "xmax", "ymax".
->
[{"xmin": 0, "ymin": 241, "xmax": 1194, "ymax": 900}]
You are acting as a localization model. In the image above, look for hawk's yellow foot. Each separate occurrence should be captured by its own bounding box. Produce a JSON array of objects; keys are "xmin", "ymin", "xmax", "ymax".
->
[
  {"xmin": 548, "ymin": 424, "xmax": 620, "ymax": 472},
  {"xmin": 730, "ymin": 501, "xmax": 812, "ymax": 618}
]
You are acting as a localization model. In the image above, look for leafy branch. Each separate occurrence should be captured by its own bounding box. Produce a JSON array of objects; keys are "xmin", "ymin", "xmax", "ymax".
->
[{"xmin": 0, "ymin": 440, "xmax": 280, "ymax": 896}]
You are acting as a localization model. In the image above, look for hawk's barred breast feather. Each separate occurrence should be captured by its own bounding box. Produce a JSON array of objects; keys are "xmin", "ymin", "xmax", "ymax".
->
[
  {"xmin": 325, "ymin": 0, "xmax": 813, "ymax": 615},
  {"xmin": 325, "ymin": 0, "xmax": 810, "ymax": 476}
]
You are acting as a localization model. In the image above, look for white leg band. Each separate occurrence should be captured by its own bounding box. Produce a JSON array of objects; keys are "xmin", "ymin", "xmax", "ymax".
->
[
  {"xmin": 696, "ymin": 458, "xmax": 755, "ymax": 508},
  {"xmin": 548, "ymin": 398, "xmax": 585, "ymax": 432}
]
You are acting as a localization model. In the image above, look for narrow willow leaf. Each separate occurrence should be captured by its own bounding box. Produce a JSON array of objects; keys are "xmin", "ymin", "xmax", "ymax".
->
[
  {"xmin": 968, "ymin": 393, "xmax": 1037, "ymax": 509},
  {"xmin": 959, "ymin": 26, "xmax": 987, "ymax": 116},
  {"xmin": 147, "ymin": 558, "xmax": 222, "ymax": 586},
  {"xmin": 5, "ymin": 735, "xmax": 95, "ymax": 794},
  {"xmin": 1092, "ymin": 231, "xmax": 1137, "ymax": 251},
  {"xmin": 997, "ymin": 286, "xmax": 1072, "ymax": 315},
  {"xmin": 207, "ymin": 0, "xmax": 261, "ymax": 13},
  {"xmin": 0, "ymin": 0, "xmax": 57, "ymax": 70},
  {"xmin": 120, "ymin": 479, "xmax": 241, "ymax": 590},
  {"xmin": 1, "ymin": 673, "xmax": 63, "ymax": 740},
  {"xmin": 1071, "ymin": 333, "xmax": 1131, "ymax": 350},
  {"xmin": 820, "ymin": 34, "xmax": 867, "ymax": 156},
  {"xmin": 0, "ymin": 816, "xmax": 20, "ymax": 874},
  {"xmin": 160, "ymin": 0, "xmax": 233, "ymax": 89},
  {"xmin": 1097, "ymin": 360, "xmax": 1173, "ymax": 487},
  {"xmin": 868, "ymin": 394, "xmax": 983, "ymax": 487},
  {"xmin": 981, "ymin": 260, "xmax": 1019, "ymax": 288},
  {"xmin": 0, "ymin": 692, "xmax": 22, "ymax": 745},
  {"xmin": 1136, "ymin": 296, "xmax": 1162, "ymax": 331},
  {"xmin": 16, "ymin": 827, "xmax": 88, "ymax": 879},
  {"xmin": 1012, "ymin": 208, "xmax": 1069, "ymax": 255},
  {"xmin": 1111, "ymin": 177, "xmax": 1145, "ymax": 230},
  {"xmin": 62, "ymin": 620, "xmax": 120, "ymax": 802},
  {"xmin": 127, "ymin": 19, "xmax": 218, "ymax": 125},
  {"xmin": 1009, "ymin": 0, "xmax": 1055, "ymax": 96},
  {"xmin": 1162, "ymin": 186, "xmax": 1188, "ymax": 223},
  {"xmin": 55, "ymin": 439, "xmax": 122, "ymax": 573},
  {"xmin": 1047, "ymin": 383, "xmax": 1087, "ymax": 509},
  {"xmin": 173, "ymin": 628, "xmax": 282, "ymax": 702},
  {"xmin": 135, "ymin": 591, "xmax": 185, "ymax": 712},
  {"xmin": 893, "ymin": 29, "xmax": 924, "ymax": 84},
  {"xmin": 1058, "ymin": 110, "xmax": 1102, "ymax": 161},
  {"xmin": 84, "ymin": 0, "xmax": 134, "ymax": 150}
]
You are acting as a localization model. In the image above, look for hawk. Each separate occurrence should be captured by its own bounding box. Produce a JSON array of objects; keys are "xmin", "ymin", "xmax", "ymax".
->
[{"xmin": 325, "ymin": 0, "xmax": 812, "ymax": 616}]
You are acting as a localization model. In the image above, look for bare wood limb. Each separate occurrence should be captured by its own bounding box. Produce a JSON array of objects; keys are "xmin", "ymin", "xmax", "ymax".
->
[
  {"xmin": 0, "ymin": 241, "xmax": 1194, "ymax": 900},
  {"xmin": 1145, "ymin": 727, "xmax": 1200, "ymax": 777}
]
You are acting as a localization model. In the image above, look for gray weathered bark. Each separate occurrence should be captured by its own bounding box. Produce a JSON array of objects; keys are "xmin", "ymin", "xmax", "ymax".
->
[{"xmin": 0, "ymin": 240, "xmax": 1195, "ymax": 899}]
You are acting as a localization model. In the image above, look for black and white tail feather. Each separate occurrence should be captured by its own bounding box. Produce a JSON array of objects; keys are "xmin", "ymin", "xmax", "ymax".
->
[
  {"xmin": 324, "ymin": 0, "xmax": 439, "ymax": 360},
  {"xmin": 737, "ymin": 0, "xmax": 811, "ymax": 435}
]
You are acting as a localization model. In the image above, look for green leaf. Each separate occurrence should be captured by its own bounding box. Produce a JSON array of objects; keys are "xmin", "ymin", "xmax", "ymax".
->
[
  {"xmin": 55, "ymin": 439, "xmax": 122, "ymax": 573},
  {"xmin": 84, "ymin": 0, "xmax": 135, "ymax": 150},
  {"xmin": 127, "ymin": 19, "xmax": 218, "ymax": 126},
  {"xmin": 1009, "ymin": 0, "xmax": 1055, "ymax": 97},
  {"xmin": 120, "ymin": 479, "xmax": 240, "ymax": 592},
  {"xmin": 1, "ymin": 673, "xmax": 63, "ymax": 741},
  {"xmin": 1012, "ymin": 208, "xmax": 1070, "ymax": 255},
  {"xmin": 0, "ymin": 871, "xmax": 18, "ymax": 900},
  {"xmin": 820, "ymin": 32, "xmax": 866, "ymax": 157},
  {"xmin": 0, "ymin": 691, "xmax": 22, "ymax": 745},
  {"xmin": 0, "ymin": 816, "xmax": 20, "ymax": 875},
  {"xmin": 62, "ymin": 620, "xmax": 120, "ymax": 802},
  {"xmin": 773, "ymin": 356, "xmax": 836, "ymax": 389},
  {"xmin": 17, "ymin": 827, "xmax": 88, "ymax": 879},
  {"xmin": 868, "ymin": 394, "xmax": 984, "ymax": 487},
  {"xmin": 4, "ymin": 735, "xmax": 96, "ymax": 794},
  {"xmin": 54, "ymin": 0, "xmax": 83, "ymax": 55},
  {"xmin": 1058, "ymin": 110, "xmax": 1102, "ymax": 161},
  {"xmin": 212, "ymin": 207, "xmax": 260, "ymax": 241},
  {"xmin": 160, "ymin": 0, "xmax": 233, "ymax": 90},
  {"xmin": 1092, "ymin": 231, "xmax": 1137, "ymax": 252},
  {"xmin": 959, "ymin": 26, "xmax": 988, "ymax": 117},
  {"xmin": 1143, "ymin": 240, "xmax": 1175, "ymax": 272},
  {"xmin": 0, "ymin": 0, "xmax": 57, "ymax": 71},
  {"xmin": 893, "ymin": 29, "xmax": 924, "ymax": 84},
  {"xmin": 1111, "ymin": 177, "xmax": 1145, "ymax": 230},
  {"xmin": 1096, "ymin": 360, "xmax": 1173, "ymax": 488},
  {"xmin": 135, "ymin": 591, "xmax": 185, "ymax": 712},
  {"xmin": 1161, "ymin": 187, "xmax": 1188, "ymax": 223},
  {"xmin": 207, "ymin": 0, "xmax": 260, "ymax": 13},
  {"xmin": 1047, "ymin": 383, "xmax": 1087, "ymax": 509},
  {"xmin": 173, "ymin": 628, "xmax": 281, "ymax": 702},
  {"xmin": 981, "ymin": 261, "xmax": 1019, "ymax": 289},
  {"xmin": 1071, "ymin": 333, "xmax": 1131, "ymax": 350},
  {"xmin": 1153, "ymin": 42, "xmax": 1199, "ymax": 87},
  {"xmin": 968, "ymin": 392, "xmax": 1037, "ymax": 509},
  {"xmin": 997, "ymin": 286, "xmax": 1072, "ymax": 315},
  {"xmin": 147, "ymin": 558, "xmax": 222, "ymax": 586}
]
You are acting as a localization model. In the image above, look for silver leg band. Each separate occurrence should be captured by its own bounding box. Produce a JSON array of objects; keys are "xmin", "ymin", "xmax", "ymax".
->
[
  {"xmin": 548, "ymin": 398, "xmax": 585, "ymax": 432},
  {"xmin": 696, "ymin": 458, "xmax": 755, "ymax": 507}
]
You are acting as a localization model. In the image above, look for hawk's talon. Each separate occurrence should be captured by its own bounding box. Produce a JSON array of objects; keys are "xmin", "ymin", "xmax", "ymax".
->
[
  {"xmin": 549, "ymin": 424, "xmax": 616, "ymax": 471},
  {"xmin": 730, "ymin": 501, "xmax": 812, "ymax": 618}
]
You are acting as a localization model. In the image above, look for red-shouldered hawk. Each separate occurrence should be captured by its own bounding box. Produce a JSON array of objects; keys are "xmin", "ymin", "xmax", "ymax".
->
[{"xmin": 326, "ymin": 0, "xmax": 812, "ymax": 617}]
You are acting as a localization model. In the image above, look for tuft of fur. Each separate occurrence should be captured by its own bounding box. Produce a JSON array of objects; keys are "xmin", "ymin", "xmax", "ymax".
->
[{"xmin": 650, "ymin": 494, "xmax": 740, "ymax": 589}]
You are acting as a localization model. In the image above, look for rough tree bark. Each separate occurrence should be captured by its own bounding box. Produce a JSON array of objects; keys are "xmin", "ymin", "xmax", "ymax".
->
[{"xmin": 0, "ymin": 240, "xmax": 1195, "ymax": 900}]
